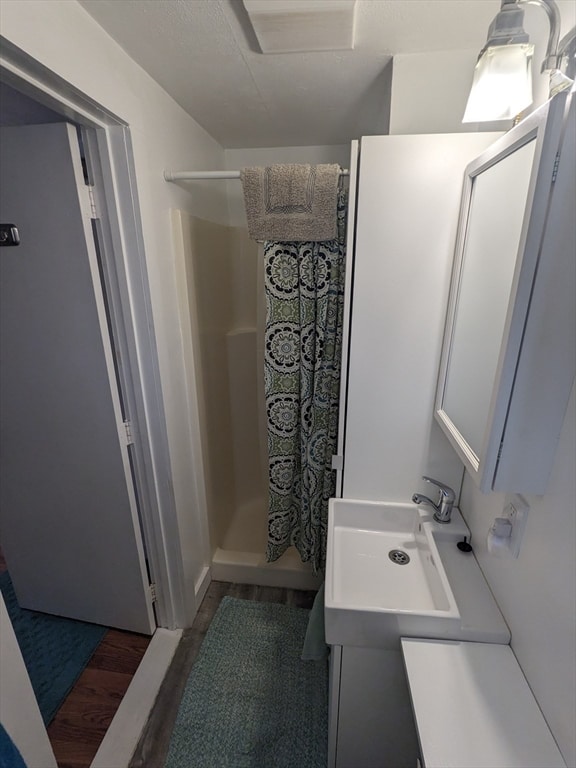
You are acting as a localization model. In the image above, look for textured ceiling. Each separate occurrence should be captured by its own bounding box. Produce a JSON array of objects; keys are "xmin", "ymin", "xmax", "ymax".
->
[{"xmin": 77, "ymin": 0, "xmax": 509, "ymax": 147}]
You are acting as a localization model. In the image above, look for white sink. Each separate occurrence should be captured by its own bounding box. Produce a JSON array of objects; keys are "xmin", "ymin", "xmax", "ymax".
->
[
  {"xmin": 325, "ymin": 498, "xmax": 510, "ymax": 649},
  {"xmin": 331, "ymin": 502, "xmax": 458, "ymax": 614}
]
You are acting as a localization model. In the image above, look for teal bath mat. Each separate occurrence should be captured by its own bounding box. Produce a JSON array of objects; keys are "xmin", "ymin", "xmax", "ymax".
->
[
  {"xmin": 165, "ymin": 597, "xmax": 328, "ymax": 768},
  {"xmin": 0, "ymin": 571, "xmax": 107, "ymax": 724}
]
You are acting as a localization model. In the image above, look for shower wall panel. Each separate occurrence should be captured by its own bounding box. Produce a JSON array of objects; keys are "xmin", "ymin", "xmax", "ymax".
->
[
  {"xmin": 224, "ymin": 230, "xmax": 267, "ymax": 552},
  {"xmin": 229, "ymin": 228, "xmax": 259, "ymax": 329},
  {"xmin": 226, "ymin": 329, "xmax": 265, "ymax": 521},
  {"xmin": 179, "ymin": 214, "xmax": 236, "ymax": 553}
]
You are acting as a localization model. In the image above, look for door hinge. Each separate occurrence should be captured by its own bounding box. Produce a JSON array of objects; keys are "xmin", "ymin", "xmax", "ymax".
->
[
  {"xmin": 123, "ymin": 420, "xmax": 134, "ymax": 446},
  {"xmin": 331, "ymin": 454, "xmax": 344, "ymax": 471},
  {"xmin": 149, "ymin": 583, "xmax": 157, "ymax": 603},
  {"xmin": 87, "ymin": 185, "xmax": 98, "ymax": 218},
  {"xmin": 551, "ymin": 151, "xmax": 560, "ymax": 183}
]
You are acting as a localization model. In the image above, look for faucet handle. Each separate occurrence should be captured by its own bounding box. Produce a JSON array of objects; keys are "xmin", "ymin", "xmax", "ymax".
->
[{"xmin": 422, "ymin": 476, "xmax": 455, "ymax": 502}]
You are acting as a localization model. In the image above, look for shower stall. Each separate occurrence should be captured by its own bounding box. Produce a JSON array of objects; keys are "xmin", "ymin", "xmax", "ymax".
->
[{"xmin": 172, "ymin": 207, "xmax": 323, "ymax": 590}]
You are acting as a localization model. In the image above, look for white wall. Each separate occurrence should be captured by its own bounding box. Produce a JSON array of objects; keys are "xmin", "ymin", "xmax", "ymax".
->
[
  {"xmin": 390, "ymin": 49, "xmax": 506, "ymax": 135},
  {"xmin": 225, "ymin": 145, "xmax": 350, "ymax": 227},
  {"xmin": 0, "ymin": 0, "xmax": 229, "ymax": 623},
  {"xmin": 390, "ymin": 2, "xmax": 576, "ymax": 135},
  {"xmin": 460, "ymin": 385, "xmax": 575, "ymax": 766}
]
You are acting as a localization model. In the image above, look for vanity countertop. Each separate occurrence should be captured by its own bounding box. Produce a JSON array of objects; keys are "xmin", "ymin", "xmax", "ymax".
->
[
  {"xmin": 432, "ymin": 535, "xmax": 510, "ymax": 644},
  {"xmin": 401, "ymin": 638, "xmax": 566, "ymax": 768}
]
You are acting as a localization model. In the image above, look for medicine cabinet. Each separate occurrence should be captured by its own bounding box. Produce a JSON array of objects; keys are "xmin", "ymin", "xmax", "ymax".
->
[{"xmin": 435, "ymin": 89, "xmax": 575, "ymax": 494}]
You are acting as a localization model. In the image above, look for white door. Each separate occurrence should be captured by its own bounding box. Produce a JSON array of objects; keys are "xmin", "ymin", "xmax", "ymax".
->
[{"xmin": 0, "ymin": 122, "xmax": 155, "ymax": 634}]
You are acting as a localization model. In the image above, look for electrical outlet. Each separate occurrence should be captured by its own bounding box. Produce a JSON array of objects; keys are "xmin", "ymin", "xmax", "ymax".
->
[
  {"xmin": 503, "ymin": 503, "xmax": 518, "ymax": 526},
  {"xmin": 503, "ymin": 494, "xmax": 530, "ymax": 558}
]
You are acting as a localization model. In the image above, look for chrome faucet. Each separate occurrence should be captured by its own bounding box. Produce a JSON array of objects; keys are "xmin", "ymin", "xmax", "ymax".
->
[{"xmin": 412, "ymin": 476, "xmax": 456, "ymax": 524}]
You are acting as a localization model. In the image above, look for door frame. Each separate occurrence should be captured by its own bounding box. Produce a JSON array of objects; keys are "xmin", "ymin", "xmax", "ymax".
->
[{"xmin": 0, "ymin": 39, "xmax": 187, "ymax": 630}]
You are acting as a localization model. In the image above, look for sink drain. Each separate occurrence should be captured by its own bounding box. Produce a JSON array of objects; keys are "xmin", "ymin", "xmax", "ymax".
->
[{"xmin": 388, "ymin": 549, "xmax": 410, "ymax": 565}]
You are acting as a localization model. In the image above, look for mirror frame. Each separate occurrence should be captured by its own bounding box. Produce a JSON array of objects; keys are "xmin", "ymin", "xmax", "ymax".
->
[{"xmin": 434, "ymin": 93, "xmax": 568, "ymax": 492}]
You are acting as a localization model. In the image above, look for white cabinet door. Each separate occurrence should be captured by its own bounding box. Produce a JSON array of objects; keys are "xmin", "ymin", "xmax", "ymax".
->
[
  {"xmin": 434, "ymin": 92, "xmax": 574, "ymax": 493},
  {"xmin": 335, "ymin": 646, "xmax": 419, "ymax": 768},
  {"xmin": 0, "ymin": 123, "xmax": 155, "ymax": 634},
  {"xmin": 343, "ymin": 132, "xmax": 501, "ymax": 502}
]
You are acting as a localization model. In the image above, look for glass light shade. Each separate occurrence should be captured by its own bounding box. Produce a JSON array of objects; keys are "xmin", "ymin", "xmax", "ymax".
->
[{"xmin": 463, "ymin": 43, "xmax": 534, "ymax": 122}]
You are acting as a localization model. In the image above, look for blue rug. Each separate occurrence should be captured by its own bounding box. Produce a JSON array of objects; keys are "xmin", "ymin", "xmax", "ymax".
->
[
  {"xmin": 165, "ymin": 597, "xmax": 328, "ymax": 768},
  {"xmin": 0, "ymin": 723, "xmax": 26, "ymax": 768},
  {"xmin": 0, "ymin": 571, "xmax": 107, "ymax": 725}
]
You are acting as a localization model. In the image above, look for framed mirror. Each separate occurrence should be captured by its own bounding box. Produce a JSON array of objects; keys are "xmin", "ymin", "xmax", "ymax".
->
[{"xmin": 435, "ymin": 91, "xmax": 571, "ymax": 493}]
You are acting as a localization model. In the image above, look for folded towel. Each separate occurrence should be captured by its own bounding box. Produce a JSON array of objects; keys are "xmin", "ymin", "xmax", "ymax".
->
[{"xmin": 240, "ymin": 164, "xmax": 340, "ymax": 242}]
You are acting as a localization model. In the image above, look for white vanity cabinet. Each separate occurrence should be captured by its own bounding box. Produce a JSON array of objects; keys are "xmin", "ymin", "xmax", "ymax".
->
[
  {"xmin": 435, "ymin": 89, "xmax": 575, "ymax": 494},
  {"xmin": 402, "ymin": 639, "xmax": 567, "ymax": 768},
  {"xmin": 326, "ymin": 530, "xmax": 512, "ymax": 768},
  {"xmin": 328, "ymin": 645, "xmax": 420, "ymax": 768}
]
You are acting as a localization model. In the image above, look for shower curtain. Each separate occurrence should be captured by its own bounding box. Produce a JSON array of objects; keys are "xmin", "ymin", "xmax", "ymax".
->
[{"xmin": 264, "ymin": 189, "xmax": 347, "ymax": 573}]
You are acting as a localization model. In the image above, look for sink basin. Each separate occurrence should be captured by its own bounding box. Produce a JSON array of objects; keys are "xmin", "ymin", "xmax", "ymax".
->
[
  {"xmin": 325, "ymin": 498, "xmax": 510, "ymax": 649},
  {"xmin": 331, "ymin": 502, "xmax": 457, "ymax": 614},
  {"xmin": 325, "ymin": 499, "xmax": 460, "ymax": 648}
]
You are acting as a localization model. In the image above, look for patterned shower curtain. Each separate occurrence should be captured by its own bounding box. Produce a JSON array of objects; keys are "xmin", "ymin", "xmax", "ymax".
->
[{"xmin": 264, "ymin": 190, "xmax": 347, "ymax": 573}]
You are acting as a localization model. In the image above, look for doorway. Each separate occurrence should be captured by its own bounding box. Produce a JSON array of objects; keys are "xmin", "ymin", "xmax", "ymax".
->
[
  {"xmin": 0, "ymin": 55, "xmax": 182, "ymax": 763},
  {"xmin": 0, "ymin": 41, "xmax": 188, "ymax": 629},
  {"xmin": 0, "ymin": 80, "xmax": 158, "ymax": 764}
]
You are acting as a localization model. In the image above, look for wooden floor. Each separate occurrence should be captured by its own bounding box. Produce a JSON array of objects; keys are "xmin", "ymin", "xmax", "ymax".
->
[
  {"xmin": 0, "ymin": 545, "xmax": 151, "ymax": 768},
  {"xmin": 129, "ymin": 581, "xmax": 318, "ymax": 768},
  {"xmin": 48, "ymin": 628, "xmax": 152, "ymax": 768}
]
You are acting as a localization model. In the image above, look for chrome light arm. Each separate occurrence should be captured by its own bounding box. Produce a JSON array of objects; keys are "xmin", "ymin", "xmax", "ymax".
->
[{"xmin": 520, "ymin": 0, "xmax": 562, "ymax": 72}]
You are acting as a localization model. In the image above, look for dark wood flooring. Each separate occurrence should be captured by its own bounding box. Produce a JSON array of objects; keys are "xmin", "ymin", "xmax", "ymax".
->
[
  {"xmin": 48, "ymin": 629, "xmax": 152, "ymax": 768},
  {"xmin": 129, "ymin": 581, "xmax": 318, "ymax": 768}
]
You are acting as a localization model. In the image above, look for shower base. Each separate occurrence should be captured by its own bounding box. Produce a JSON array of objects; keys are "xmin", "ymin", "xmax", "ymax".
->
[
  {"xmin": 211, "ymin": 547, "xmax": 322, "ymax": 590},
  {"xmin": 212, "ymin": 500, "xmax": 323, "ymax": 590}
]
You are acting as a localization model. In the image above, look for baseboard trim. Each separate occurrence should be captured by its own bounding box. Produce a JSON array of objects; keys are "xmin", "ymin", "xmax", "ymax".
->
[{"xmin": 90, "ymin": 627, "xmax": 182, "ymax": 768}]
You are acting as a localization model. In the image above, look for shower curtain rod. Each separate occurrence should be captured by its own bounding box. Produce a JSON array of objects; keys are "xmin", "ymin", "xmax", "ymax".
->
[{"xmin": 164, "ymin": 169, "xmax": 350, "ymax": 181}]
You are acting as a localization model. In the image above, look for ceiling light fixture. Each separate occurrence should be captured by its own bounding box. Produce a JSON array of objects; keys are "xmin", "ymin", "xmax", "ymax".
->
[{"xmin": 463, "ymin": 0, "xmax": 576, "ymax": 123}]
